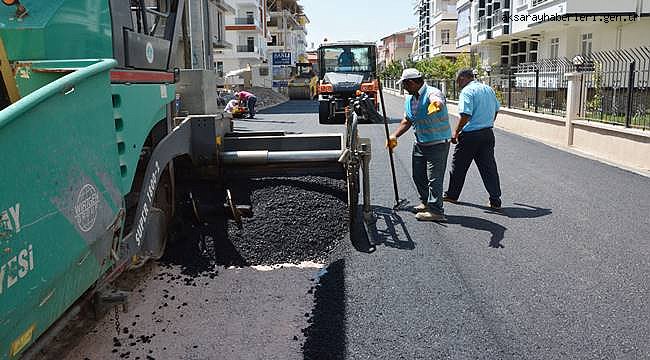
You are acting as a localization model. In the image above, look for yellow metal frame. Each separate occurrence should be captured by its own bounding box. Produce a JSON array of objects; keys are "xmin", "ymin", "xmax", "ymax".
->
[{"xmin": 0, "ymin": 37, "xmax": 21, "ymax": 103}]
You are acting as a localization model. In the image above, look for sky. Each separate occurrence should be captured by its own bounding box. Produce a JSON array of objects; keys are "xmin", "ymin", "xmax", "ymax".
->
[{"xmin": 300, "ymin": 0, "xmax": 416, "ymax": 50}]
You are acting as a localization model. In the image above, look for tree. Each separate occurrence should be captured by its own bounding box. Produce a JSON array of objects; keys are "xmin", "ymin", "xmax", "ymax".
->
[{"xmin": 380, "ymin": 60, "xmax": 403, "ymax": 80}]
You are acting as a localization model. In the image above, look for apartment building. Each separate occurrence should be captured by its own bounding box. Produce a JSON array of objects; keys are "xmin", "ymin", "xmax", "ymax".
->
[
  {"xmin": 209, "ymin": 0, "xmax": 236, "ymax": 86},
  {"xmin": 216, "ymin": 0, "xmax": 270, "ymax": 87},
  {"xmin": 414, "ymin": 0, "xmax": 432, "ymax": 60},
  {"xmin": 267, "ymin": 0, "xmax": 308, "ymax": 89},
  {"xmin": 457, "ymin": 0, "xmax": 650, "ymax": 70},
  {"xmin": 379, "ymin": 28, "xmax": 416, "ymax": 68},
  {"xmin": 430, "ymin": 0, "xmax": 464, "ymax": 57}
]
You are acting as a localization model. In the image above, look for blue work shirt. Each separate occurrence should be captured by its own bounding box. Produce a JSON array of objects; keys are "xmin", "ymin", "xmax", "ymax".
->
[{"xmin": 458, "ymin": 80, "xmax": 500, "ymax": 132}]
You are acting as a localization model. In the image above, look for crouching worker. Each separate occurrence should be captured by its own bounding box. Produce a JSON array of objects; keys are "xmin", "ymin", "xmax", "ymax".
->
[
  {"xmin": 235, "ymin": 90, "xmax": 257, "ymax": 119},
  {"xmin": 224, "ymin": 99, "xmax": 247, "ymax": 118},
  {"xmin": 387, "ymin": 68, "xmax": 451, "ymax": 222}
]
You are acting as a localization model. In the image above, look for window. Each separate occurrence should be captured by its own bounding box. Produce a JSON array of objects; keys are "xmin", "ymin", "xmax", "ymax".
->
[
  {"xmin": 441, "ymin": 29, "xmax": 450, "ymax": 45},
  {"xmin": 268, "ymin": 35, "xmax": 278, "ymax": 46},
  {"xmin": 216, "ymin": 61, "xmax": 223, "ymax": 77},
  {"xmin": 581, "ymin": 33, "xmax": 592, "ymax": 55},
  {"xmin": 550, "ymin": 37, "xmax": 559, "ymax": 58},
  {"xmin": 320, "ymin": 46, "xmax": 376, "ymax": 73},
  {"xmin": 531, "ymin": 0, "xmax": 549, "ymax": 6}
]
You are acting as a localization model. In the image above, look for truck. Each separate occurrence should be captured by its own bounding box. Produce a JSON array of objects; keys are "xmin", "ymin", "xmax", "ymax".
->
[
  {"xmin": 316, "ymin": 41, "xmax": 379, "ymax": 124},
  {"xmin": 0, "ymin": 1, "xmax": 375, "ymax": 358}
]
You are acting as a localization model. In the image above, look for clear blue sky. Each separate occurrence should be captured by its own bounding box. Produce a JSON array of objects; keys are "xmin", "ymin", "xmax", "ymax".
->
[{"xmin": 301, "ymin": 0, "xmax": 416, "ymax": 50}]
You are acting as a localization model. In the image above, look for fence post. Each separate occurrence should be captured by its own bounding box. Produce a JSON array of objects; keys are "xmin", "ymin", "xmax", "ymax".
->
[
  {"xmin": 625, "ymin": 61, "xmax": 636, "ymax": 128},
  {"xmin": 534, "ymin": 67, "xmax": 540, "ymax": 113},
  {"xmin": 565, "ymin": 72, "xmax": 582, "ymax": 146},
  {"xmin": 507, "ymin": 68, "xmax": 512, "ymax": 108}
]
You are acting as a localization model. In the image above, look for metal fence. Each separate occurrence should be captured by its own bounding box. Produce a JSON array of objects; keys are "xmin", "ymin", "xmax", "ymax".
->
[
  {"xmin": 579, "ymin": 47, "xmax": 650, "ymax": 130},
  {"xmin": 381, "ymin": 47, "xmax": 650, "ymax": 131},
  {"xmin": 482, "ymin": 59, "xmax": 573, "ymax": 116},
  {"xmin": 382, "ymin": 78, "xmax": 458, "ymax": 101}
]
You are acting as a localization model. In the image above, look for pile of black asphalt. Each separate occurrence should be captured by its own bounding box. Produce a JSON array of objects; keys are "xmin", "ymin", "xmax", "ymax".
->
[{"xmin": 162, "ymin": 175, "xmax": 348, "ymax": 274}]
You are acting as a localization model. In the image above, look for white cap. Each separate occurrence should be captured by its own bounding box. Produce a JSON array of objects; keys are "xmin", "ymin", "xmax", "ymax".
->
[{"xmin": 396, "ymin": 68, "xmax": 423, "ymax": 85}]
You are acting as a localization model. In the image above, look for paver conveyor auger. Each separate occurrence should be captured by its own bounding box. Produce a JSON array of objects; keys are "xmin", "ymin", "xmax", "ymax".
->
[{"xmin": 0, "ymin": 1, "xmax": 374, "ymax": 357}]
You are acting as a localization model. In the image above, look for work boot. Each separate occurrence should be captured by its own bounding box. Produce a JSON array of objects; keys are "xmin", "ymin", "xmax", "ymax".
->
[
  {"xmin": 415, "ymin": 211, "xmax": 447, "ymax": 222},
  {"xmin": 413, "ymin": 203, "xmax": 428, "ymax": 212},
  {"xmin": 442, "ymin": 193, "xmax": 458, "ymax": 203},
  {"xmin": 488, "ymin": 199, "xmax": 502, "ymax": 211}
]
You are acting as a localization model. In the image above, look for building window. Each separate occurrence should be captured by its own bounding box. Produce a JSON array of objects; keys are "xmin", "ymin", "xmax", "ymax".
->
[
  {"xmin": 581, "ymin": 33, "xmax": 592, "ymax": 55},
  {"xmin": 531, "ymin": 0, "xmax": 548, "ymax": 6},
  {"xmin": 216, "ymin": 61, "xmax": 223, "ymax": 77},
  {"xmin": 268, "ymin": 35, "xmax": 278, "ymax": 46},
  {"xmin": 441, "ymin": 30, "xmax": 450, "ymax": 45},
  {"xmin": 550, "ymin": 37, "xmax": 559, "ymax": 58}
]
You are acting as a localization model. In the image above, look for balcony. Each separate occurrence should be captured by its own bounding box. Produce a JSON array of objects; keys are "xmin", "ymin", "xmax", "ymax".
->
[
  {"xmin": 211, "ymin": 0, "xmax": 235, "ymax": 14},
  {"xmin": 531, "ymin": 0, "xmax": 550, "ymax": 6},
  {"xmin": 269, "ymin": 9, "xmax": 299, "ymax": 27},
  {"xmin": 234, "ymin": 17, "xmax": 258, "ymax": 25},
  {"xmin": 478, "ymin": 17, "xmax": 487, "ymax": 32},
  {"xmin": 237, "ymin": 45, "xmax": 256, "ymax": 53},
  {"xmin": 213, "ymin": 37, "xmax": 232, "ymax": 49},
  {"xmin": 431, "ymin": 43, "xmax": 458, "ymax": 55}
]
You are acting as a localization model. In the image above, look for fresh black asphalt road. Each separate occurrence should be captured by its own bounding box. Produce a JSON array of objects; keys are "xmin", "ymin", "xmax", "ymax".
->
[{"xmin": 247, "ymin": 95, "xmax": 650, "ymax": 359}]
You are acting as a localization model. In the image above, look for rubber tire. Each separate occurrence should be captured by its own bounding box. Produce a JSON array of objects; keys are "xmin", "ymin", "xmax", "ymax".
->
[
  {"xmin": 347, "ymin": 167, "xmax": 360, "ymax": 234},
  {"xmin": 319, "ymin": 101, "xmax": 333, "ymax": 124}
]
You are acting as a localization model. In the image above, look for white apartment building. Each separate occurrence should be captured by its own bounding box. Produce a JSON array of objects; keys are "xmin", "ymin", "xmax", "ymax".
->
[
  {"xmin": 216, "ymin": 0, "xmax": 271, "ymax": 87},
  {"xmin": 457, "ymin": 0, "xmax": 650, "ymax": 70},
  {"xmin": 209, "ymin": 0, "xmax": 236, "ymax": 86},
  {"xmin": 414, "ymin": 0, "xmax": 466, "ymax": 60},
  {"xmin": 430, "ymin": 0, "xmax": 465, "ymax": 57},
  {"xmin": 267, "ymin": 1, "xmax": 308, "ymax": 89},
  {"xmin": 267, "ymin": 10, "xmax": 308, "ymax": 64}
]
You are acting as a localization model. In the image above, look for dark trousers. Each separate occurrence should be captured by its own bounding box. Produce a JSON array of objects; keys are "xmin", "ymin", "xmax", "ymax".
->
[
  {"xmin": 247, "ymin": 96, "xmax": 257, "ymax": 117},
  {"xmin": 446, "ymin": 128, "xmax": 501, "ymax": 205}
]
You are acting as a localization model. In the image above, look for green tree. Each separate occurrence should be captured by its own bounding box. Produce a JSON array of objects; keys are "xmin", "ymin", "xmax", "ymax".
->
[{"xmin": 379, "ymin": 60, "xmax": 404, "ymax": 80}]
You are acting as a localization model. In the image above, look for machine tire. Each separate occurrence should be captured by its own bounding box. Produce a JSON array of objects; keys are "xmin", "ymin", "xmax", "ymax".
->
[
  {"xmin": 319, "ymin": 101, "xmax": 333, "ymax": 124},
  {"xmin": 347, "ymin": 167, "xmax": 360, "ymax": 232},
  {"xmin": 150, "ymin": 166, "xmax": 174, "ymax": 260}
]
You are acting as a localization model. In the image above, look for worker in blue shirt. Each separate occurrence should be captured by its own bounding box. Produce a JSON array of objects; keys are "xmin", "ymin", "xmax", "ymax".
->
[
  {"xmin": 338, "ymin": 48, "xmax": 356, "ymax": 68},
  {"xmin": 444, "ymin": 68, "xmax": 503, "ymax": 209},
  {"xmin": 388, "ymin": 68, "xmax": 451, "ymax": 222}
]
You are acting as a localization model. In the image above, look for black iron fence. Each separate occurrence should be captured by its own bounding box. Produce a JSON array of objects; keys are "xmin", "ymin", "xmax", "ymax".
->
[
  {"xmin": 382, "ymin": 78, "xmax": 458, "ymax": 101},
  {"xmin": 579, "ymin": 47, "xmax": 650, "ymax": 130},
  {"xmin": 483, "ymin": 59, "xmax": 573, "ymax": 116},
  {"xmin": 381, "ymin": 46, "xmax": 650, "ymax": 130}
]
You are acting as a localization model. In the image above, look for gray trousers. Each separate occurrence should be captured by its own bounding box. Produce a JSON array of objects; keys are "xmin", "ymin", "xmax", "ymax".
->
[{"xmin": 412, "ymin": 141, "xmax": 450, "ymax": 215}]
